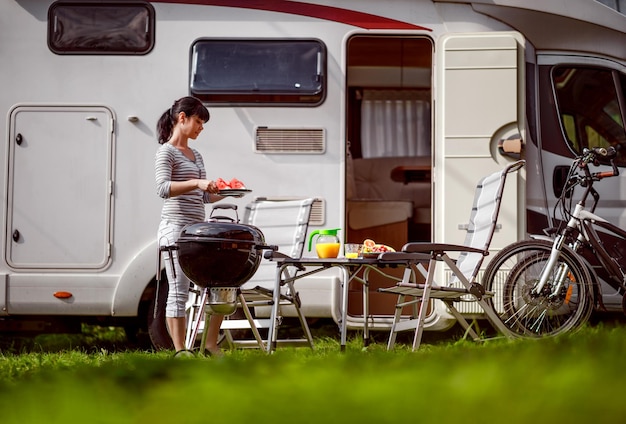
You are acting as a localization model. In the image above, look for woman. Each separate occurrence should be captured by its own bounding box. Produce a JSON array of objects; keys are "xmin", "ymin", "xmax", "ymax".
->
[{"xmin": 155, "ymin": 96, "xmax": 224, "ymax": 356}]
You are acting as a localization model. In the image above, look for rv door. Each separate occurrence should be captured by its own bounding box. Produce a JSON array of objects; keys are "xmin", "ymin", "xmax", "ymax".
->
[
  {"xmin": 435, "ymin": 32, "xmax": 525, "ymax": 256},
  {"xmin": 6, "ymin": 105, "xmax": 114, "ymax": 269}
]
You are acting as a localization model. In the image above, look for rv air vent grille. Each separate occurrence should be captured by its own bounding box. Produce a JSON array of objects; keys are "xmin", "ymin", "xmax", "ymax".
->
[
  {"xmin": 448, "ymin": 269, "xmax": 502, "ymax": 315},
  {"xmin": 309, "ymin": 199, "xmax": 325, "ymax": 226},
  {"xmin": 255, "ymin": 128, "xmax": 325, "ymax": 153}
]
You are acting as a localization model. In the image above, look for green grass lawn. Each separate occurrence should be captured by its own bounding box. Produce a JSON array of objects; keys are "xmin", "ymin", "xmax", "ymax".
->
[{"xmin": 1, "ymin": 322, "xmax": 626, "ymax": 424}]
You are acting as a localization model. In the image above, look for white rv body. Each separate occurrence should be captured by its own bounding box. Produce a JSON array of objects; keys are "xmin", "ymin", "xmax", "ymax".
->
[{"xmin": 1, "ymin": 0, "xmax": 625, "ymax": 345}]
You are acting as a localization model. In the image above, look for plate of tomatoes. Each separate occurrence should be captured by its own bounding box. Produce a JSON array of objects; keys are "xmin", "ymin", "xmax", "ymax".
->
[
  {"xmin": 218, "ymin": 189, "xmax": 252, "ymax": 197},
  {"xmin": 216, "ymin": 178, "xmax": 251, "ymax": 197}
]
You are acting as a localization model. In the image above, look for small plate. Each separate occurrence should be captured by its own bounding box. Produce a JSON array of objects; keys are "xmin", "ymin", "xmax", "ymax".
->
[
  {"xmin": 218, "ymin": 189, "xmax": 252, "ymax": 197},
  {"xmin": 373, "ymin": 244, "xmax": 396, "ymax": 252},
  {"xmin": 361, "ymin": 245, "xmax": 396, "ymax": 259}
]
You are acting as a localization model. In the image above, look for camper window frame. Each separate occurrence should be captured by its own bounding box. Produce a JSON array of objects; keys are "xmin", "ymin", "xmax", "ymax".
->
[
  {"xmin": 47, "ymin": 1, "xmax": 155, "ymax": 55},
  {"xmin": 552, "ymin": 65, "xmax": 626, "ymax": 166},
  {"xmin": 189, "ymin": 38, "xmax": 326, "ymax": 107}
]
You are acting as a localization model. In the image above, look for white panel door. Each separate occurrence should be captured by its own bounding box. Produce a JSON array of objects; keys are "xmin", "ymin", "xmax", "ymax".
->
[
  {"xmin": 435, "ymin": 32, "xmax": 525, "ymax": 262},
  {"xmin": 7, "ymin": 106, "xmax": 113, "ymax": 269}
]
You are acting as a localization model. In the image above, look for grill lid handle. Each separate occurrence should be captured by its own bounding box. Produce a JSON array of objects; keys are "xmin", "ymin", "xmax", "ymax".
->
[{"xmin": 209, "ymin": 203, "xmax": 239, "ymax": 222}]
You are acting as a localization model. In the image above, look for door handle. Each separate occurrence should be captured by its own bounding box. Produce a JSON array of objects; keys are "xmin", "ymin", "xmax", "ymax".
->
[{"xmin": 553, "ymin": 166, "xmax": 570, "ymax": 197}]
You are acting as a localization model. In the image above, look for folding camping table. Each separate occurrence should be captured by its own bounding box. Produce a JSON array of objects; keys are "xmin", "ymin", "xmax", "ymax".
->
[{"xmin": 265, "ymin": 254, "xmax": 427, "ymax": 351}]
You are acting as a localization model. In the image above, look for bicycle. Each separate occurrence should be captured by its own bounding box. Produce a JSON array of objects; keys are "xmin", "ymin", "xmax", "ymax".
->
[{"xmin": 483, "ymin": 146, "xmax": 624, "ymax": 337}]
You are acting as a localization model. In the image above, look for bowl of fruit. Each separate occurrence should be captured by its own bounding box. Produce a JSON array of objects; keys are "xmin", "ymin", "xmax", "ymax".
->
[{"xmin": 360, "ymin": 239, "xmax": 395, "ymax": 258}]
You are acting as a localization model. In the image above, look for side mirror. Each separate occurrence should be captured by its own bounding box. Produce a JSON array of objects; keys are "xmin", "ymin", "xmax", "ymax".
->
[{"xmin": 498, "ymin": 137, "xmax": 523, "ymax": 160}]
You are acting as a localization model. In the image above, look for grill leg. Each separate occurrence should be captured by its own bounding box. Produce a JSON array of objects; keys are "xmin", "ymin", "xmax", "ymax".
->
[{"xmin": 199, "ymin": 309, "xmax": 211, "ymax": 355}]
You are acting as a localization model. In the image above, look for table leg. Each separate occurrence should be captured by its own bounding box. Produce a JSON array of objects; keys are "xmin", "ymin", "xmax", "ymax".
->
[
  {"xmin": 339, "ymin": 266, "xmax": 350, "ymax": 352},
  {"xmin": 362, "ymin": 267, "xmax": 371, "ymax": 347}
]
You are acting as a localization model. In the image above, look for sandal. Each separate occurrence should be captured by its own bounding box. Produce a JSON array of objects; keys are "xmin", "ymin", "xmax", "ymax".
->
[
  {"xmin": 173, "ymin": 349, "xmax": 195, "ymax": 358},
  {"xmin": 206, "ymin": 348, "xmax": 224, "ymax": 358}
]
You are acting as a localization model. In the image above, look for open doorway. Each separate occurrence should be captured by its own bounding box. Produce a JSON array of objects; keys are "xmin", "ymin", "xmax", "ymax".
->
[
  {"xmin": 345, "ymin": 35, "xmax": 433, "ymax": 316},
  {"xmin": 345, "ymin": 35, "xmax": 433, "ymax": 248}
]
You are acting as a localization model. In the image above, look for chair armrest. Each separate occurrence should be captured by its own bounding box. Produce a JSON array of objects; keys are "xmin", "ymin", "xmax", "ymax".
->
[
  {"xmin": 377, "ymin": 252, "xmax": 431, "ymax": 262},
  {"xmin": 263, "ymin": 250, "xmax": 306, "ymax": 271},
  {"xmin": 402, "ymin": 243, "xmax": 486, "ymax": 255}
]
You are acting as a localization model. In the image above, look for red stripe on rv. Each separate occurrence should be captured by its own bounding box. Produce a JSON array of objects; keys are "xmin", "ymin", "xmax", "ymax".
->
[{"xmin": 150, "ymin": 0, "xmax": 431, "ymax": 30}]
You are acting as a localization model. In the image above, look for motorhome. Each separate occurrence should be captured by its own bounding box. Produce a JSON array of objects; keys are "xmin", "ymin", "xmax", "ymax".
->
[{"xmin": 1, "ymin": 0, "xmax": 625, "ymax": 348}]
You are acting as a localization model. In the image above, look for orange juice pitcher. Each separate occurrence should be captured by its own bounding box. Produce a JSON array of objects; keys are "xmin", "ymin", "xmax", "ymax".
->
[{"xmin": 308, "ymin": 228, "xmax": 341, "ymax": 258}]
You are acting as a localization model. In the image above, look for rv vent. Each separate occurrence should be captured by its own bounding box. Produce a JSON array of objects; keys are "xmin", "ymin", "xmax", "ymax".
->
[
  {"xmin": 448, "ymin": 269, "xmax": 504, "ymax": 315},
  {"xmin": 309, "ymin": 199, "xmax": 325, "ymax": 226},
  {"xmin": 255, "ymin": 128, "xmax": 325, "ymax": 153}
]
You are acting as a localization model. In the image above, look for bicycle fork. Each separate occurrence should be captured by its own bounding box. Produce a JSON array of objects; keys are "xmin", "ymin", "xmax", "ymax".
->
[{"xmin": 533, "ymin": 213, "xmax": 582, "ymax": 299}]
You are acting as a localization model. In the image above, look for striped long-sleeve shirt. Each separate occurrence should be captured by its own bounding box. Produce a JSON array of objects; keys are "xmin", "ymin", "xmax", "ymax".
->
[{"xmin": 155, "ymin": 143, "xmax": 211, "ymax": 225}]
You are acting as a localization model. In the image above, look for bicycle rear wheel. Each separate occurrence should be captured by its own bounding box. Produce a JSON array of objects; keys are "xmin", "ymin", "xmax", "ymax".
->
[{"xmin": 482, "ymin": 239, "xmax": 593, "ymax": 338}]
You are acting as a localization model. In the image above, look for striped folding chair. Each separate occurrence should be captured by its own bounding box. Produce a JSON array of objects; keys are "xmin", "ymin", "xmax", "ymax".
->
[{"xmin": 378, "ymin": 160, "xmax": 525, "ymax": 350}]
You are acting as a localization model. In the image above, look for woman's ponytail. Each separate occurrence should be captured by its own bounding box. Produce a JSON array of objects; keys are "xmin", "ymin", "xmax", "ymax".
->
[
  {"xmin": 156, "ymin": 97, "xmax": 209, "ymax": 144},
  {"xmin": 156, "ymin": 109, "xmax": 174, "ymax": 144}
]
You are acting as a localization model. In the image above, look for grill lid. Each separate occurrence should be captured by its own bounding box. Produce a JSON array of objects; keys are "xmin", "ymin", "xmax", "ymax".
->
[
  {"xmin": 178, "ymin": 221, "xmax": 264, "ymax": 244},
  {"xmin": 177, "ymin": 221, "xmax": 266, "ymax": 288}
]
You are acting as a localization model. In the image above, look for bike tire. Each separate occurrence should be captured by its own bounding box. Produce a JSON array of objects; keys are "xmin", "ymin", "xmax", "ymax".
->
[{"xmin": 482, "ymin": 239, "xmax": 593, "ymax": 338}]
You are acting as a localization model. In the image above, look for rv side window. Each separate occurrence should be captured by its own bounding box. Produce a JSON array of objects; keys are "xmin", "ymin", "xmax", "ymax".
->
[
  {"xmin": 48, "ymin": 1, "xmax": 155, "ymax": 55},
  {"xmin": 553, "ymin": 66, "xmax": 626, "ymax": 165},
  {"xmin": 190, "ymin": 39, "xmax": 325, "ymax": 106}
]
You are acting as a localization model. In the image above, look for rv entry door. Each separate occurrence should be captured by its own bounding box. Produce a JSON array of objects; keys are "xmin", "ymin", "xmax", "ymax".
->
[
  {"xmin": 6, "ymin": 105, "xmax": 114, "ymax": 269},
  {"xmin": 435, "ymin": 32, "xmax": 525, "ymax": 259}
]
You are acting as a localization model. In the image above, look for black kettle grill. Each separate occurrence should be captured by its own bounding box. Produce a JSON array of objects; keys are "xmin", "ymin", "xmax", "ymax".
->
[{"xmin": 176, "ymin": 204, "xmax": 273, "ymax": 315}]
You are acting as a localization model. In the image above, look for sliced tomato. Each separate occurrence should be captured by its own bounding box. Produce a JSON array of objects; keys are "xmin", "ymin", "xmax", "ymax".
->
[
  {"xmin": 215, "ymin": 178, "xmax": 230, "ymax": 190},
  {"xmin": 229, "ymin": 178, "xmax": 246, "ymax": 189},
  {"xmin": 373, "ymin": 244, "xmax": 395, "ymax": 253}
]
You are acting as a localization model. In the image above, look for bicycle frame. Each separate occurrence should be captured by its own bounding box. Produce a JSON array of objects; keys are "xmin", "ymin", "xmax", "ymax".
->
[
  {"xmin": 577, "ymin": 212, "xmax": 626, "ymax": 292},
  {"xmin": 533, "ymin": 147, "xmax": 622, "ymax": 298}
]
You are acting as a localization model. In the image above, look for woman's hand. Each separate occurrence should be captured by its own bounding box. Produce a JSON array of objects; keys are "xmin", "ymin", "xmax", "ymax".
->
[
  {"xmin": 197, "ymin": 179, "xmax": 219, "ymax": 194},
  {"xmin": 167, "ymin": 179, "xmax": 219, "ymax": 197}
]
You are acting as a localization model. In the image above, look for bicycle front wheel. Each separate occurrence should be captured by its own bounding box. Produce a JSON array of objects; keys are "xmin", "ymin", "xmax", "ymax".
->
[{"xmin": 482, "ymin": 239, "xmax": 593, "ymax": 338}]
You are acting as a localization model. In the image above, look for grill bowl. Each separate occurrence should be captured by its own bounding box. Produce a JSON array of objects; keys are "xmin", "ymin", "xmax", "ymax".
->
[{"xmin": 177, "ymin": 221, "xmax": 266, "ymax": 288}]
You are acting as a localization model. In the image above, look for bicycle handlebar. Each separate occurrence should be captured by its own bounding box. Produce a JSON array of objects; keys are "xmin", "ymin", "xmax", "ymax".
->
[
  {"xmin": 594, "ymin": 170, "xmax": 618, "ymax": 179},
  {"xmin": 578, "ymin": 146, "xmax": 619, "ymax": 180},
  {"xmin": 559, "ymin": 146, "xmax": 618, "ymax": 211},
  {"xmin": 581, "ymin": 146, "xmax": 616, "ymax": 163}
]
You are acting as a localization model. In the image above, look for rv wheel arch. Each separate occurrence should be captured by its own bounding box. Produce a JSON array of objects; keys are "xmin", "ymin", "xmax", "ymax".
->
[
  {"xmin": 144, "ymin": 272, "xmax": 173, "ymax": 350},
  {"xmin": 112, "ymin": 241, "xmax": 172, "ymax": 350},
  {"xmin": 112, "ymin": 241, "xmax": 161, "ymax": 316},
  {"xmin": 121, "ymin": 273, "xmax": 172, "ymax": 350}
]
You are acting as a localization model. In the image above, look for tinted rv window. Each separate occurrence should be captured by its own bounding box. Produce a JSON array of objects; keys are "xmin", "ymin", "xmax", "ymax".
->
[
  {"xmin": 553, "ymin": 66, "xmax": 626, "ymax": 165},
  {"xmin": 48, "ymin": 2, "xmax": 155, "ymax": 55},
  {"xmin": 190, "ymin": 40, "xmax": 325, "ymax": 106}
]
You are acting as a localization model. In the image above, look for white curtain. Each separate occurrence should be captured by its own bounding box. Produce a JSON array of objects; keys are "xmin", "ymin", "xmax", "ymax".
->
[{"xmin": 360, "ymin": 89, "xmax": 431, "ymax": 158}]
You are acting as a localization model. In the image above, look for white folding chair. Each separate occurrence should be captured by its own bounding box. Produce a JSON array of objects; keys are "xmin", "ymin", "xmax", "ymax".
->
[
  {"xmin": 378, "ymin": 160, "xmax": 525, "ymax": 350},
  {"xmin": 223, "ymin": 197, "xmax": 316, "ymax": 351},
  {"xmin": 186, "ymin": 197, "xmax": 316, "ymax": 351}
]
